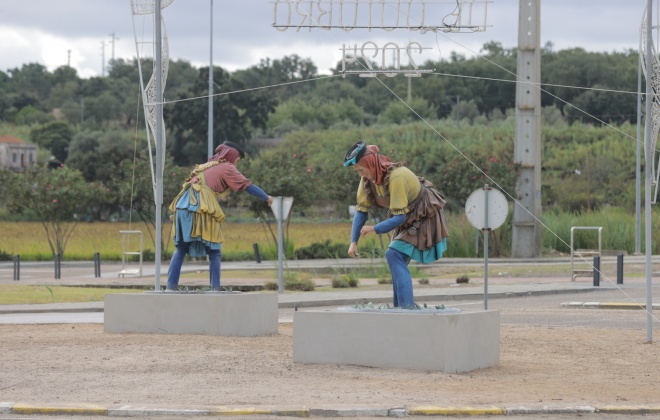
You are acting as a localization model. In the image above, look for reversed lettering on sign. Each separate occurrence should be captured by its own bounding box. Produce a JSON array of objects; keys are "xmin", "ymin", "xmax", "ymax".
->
[
  {"xmin": 341, "ymin": 41, "xmax": 434, "ymax": 77},
  {"xmin": 273, "ymin": 0, "xmax": 490, "ymax": 33}
]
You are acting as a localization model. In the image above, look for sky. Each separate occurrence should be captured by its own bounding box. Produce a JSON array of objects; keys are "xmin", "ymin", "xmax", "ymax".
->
[{"xmin": 0, "ymin": 1, "xmax": 648, "ymax": 79}]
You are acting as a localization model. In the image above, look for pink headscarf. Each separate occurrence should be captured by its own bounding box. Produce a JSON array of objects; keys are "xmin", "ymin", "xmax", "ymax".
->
[
  {"xmin": 210, "ymin": 144, "xmax": 241, "ymax": 164},
  {"xmin": 357, "ymin": 145, "xmax": 392, "ymax": 185}
]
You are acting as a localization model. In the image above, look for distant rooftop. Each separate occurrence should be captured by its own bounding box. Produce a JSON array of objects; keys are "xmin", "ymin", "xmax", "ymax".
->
[{"xmin": 0, "ymin": 135, "xmax": 26, "ymax": 144}]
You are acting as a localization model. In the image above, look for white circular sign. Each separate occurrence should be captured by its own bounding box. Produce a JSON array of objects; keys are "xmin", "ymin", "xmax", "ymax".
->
[{"xmin": 464, "ymin": 187, "xmax": 508, "ymax": 230}]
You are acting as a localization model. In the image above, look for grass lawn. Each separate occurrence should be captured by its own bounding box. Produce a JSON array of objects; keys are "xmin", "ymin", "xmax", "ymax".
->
[{"xmin": 0, "ymin": 285, "xmax": 143, "ymax": 305}]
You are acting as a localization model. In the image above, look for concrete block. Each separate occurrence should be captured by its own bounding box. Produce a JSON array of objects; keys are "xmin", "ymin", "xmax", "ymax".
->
[
  {"xmin": 104, "ymin": 292, "xmax": 278, "ymax": 336},
  {"xmin": 293, "ymin": 310, "xmax": 499, "ymax": 372}
]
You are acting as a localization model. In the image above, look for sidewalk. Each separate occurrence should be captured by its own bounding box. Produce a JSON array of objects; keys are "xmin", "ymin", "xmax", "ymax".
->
[{"xmin": 1, "ymin": 256, "xmax": 654, "ymax": 314}]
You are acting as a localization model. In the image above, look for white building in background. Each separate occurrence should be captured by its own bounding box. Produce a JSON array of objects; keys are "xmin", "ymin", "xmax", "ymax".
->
[{"xmin": 0, "ymin": 135, "xmax": 37, "ymax": 171}]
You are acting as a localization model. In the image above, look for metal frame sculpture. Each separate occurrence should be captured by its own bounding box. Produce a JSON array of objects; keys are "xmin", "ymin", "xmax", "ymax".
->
[
  {"xmin": 640, "ymin": 4, "xmax": 660, "ymax": 202},
  {"xmin": 130, "ymin": 0, "xmax": 173, "ymax": 198}
]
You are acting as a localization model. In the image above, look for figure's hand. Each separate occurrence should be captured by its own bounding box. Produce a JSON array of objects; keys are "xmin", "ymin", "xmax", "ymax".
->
[
  {"xmin": 348, "ymin": 242, "xmax": 359, "ymax": 258},
  {"xmin": 267, "ymin": 196, "xmax": 274, "ymax": 206},
  {"xmin": 360, "ymin": 225, "xmax": 375, "ymax": 237}
]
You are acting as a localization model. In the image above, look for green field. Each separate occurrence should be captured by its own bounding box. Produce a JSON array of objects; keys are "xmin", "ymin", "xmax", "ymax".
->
[{"xmin": 0, "ymin": 221, "xmax": 352, "ymax": 261}]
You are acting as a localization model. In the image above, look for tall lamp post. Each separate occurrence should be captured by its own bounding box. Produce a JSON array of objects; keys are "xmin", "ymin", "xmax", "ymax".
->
[{"xmin": 207, "ymin": 0, "xmax": 214, "ymax": 159}]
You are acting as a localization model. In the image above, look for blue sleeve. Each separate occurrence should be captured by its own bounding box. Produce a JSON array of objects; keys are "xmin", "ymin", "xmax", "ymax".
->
[
  {"xmin": 351, "ymin": 211, "xmax": 368, "ymax": 243},
  {"xmin": 374, "ymin": 214, "xmax": 406, "ymax": 235},
  {"xmin": 245, "ymin": 184, "xmax": 269, "ymax": 201}
]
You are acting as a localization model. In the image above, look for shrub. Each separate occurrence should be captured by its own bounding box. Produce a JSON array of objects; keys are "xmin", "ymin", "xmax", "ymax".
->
[
  {"xmin": 264, "ymin": 281, "xmax": 278, "ymax": 290},
  {"xmin": 456, "ymin": 274, "xmax": 470, "ymax": 283},
  {"xmin": 332, "ymin": 277, "xmax": 350, "ymax": 288},
  {"xmin": 294, "ymin": 240, "xmax": 349, "ymax": 259},
  {"xmin": 282, "ymin": 271, "xmax": 316, "ymax": 291},
  {"xmin": 377, "ymin": 276, "xmax": 392, "ymax": 284},
  {"xmin": 418, "ymin": 277, "xmax": 430, "ymax": 285},
  {"xmin": 331, "ymin": 273, "xmax": 359, "ymax": 288},
  {"xmin": 346, "ymin": 273, "xmax": 359, "ymax": 288},
  {"xmin": 284, "ymin": 278, "xmax": 316, "ymax": 291}
]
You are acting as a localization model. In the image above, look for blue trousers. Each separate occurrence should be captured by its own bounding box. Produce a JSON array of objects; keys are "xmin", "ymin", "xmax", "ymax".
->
[
  {"xmin": 167, "ymin": 242, "xmax": 222, "ymax": 290},
  {"xmin": 385, "ymin": 247, "xmax": 415, "ymax": 308}
]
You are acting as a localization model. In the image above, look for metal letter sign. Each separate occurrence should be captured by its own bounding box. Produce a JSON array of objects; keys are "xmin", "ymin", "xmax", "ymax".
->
[
  {"xmin": 341, "ymin": 41, "xmax": 433, "ymax": 77},
  {"xmin": 272, "ymin": 0, "xmax": 490, "ymax": 78},
  {"xmin": 273, "ymin": 0, "xmax": 490, "ymax": 33}
]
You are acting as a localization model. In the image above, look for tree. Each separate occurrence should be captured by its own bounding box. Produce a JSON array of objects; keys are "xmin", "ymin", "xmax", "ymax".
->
[
  {"xmin": 2, "ymin": 165, "xmax": 106, "ymax": 257},
  {"xmin": 66, "ymin": 129, "xmax": 145, "ymax": 220},
  {"xmin": 241, "ymin": 150, "xmax": 322, "ymax": 245},
  {"xmin": 165, "ymin": 66, "xmax": 276, "ymax": 166},
  {"xmin": 379, "ymin": 97, "xmax": 437, "ymax": 124},
  {"xmin": 30, "ymin": 121, "xmax": 75, "ymax": 162},
  {"xmin": 234, "ymin": 54, "xmax": 319, "ymax": 101},
  {"xmin": 7, "ymin": 63, "xmax": 52, "ymax": 108}
]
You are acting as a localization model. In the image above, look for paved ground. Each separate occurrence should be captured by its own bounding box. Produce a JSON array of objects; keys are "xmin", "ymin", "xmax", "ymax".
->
[
  {"xmin": 1, "ymin": 256, "xmax": 657, "ymax": 313},
  {"xmin": 1, "ymin": 256, "xmax": 659, "ymax": 418}
]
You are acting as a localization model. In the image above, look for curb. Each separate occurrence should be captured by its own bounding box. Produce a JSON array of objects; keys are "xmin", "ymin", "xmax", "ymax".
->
[
  {"xmin": 3, "ymin": 403, "xmax": 660, "ymax": 417},
  {"xmin": 409, "ymin": 406, "xmax": 505, "ymax": 415},
  {"xmin": 0, "ymin": 286, "xmax": 603, "ymax": 314},
  {"xmin": 561, "ymin": 301, "xmax": 660, "ymax": 310}
]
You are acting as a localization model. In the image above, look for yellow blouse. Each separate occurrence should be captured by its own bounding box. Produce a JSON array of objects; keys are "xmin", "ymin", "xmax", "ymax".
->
[{"xmin": 355, "ymin": 166, "xmax": 421, "ymax": 215}]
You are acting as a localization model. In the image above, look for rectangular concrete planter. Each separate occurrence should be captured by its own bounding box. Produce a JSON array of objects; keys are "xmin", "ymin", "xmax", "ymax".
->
[
  {"xmin": 104, "ymin": 292, "xmax": 278, "ymax": 336},
  {"xmin": 293, "ymin": 310, "xmax": 499, "ymax": 372}
]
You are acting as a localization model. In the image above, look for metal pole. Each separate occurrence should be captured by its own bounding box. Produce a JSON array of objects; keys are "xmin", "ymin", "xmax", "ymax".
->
[
  {"xmin": 592, "ymin": 255, "xmax": 600, "ymax": 287},
  {"xmin": 277, "ymin": 197, "xmax": 284, "ymax": 294},
  {"xmin": 483, "ymin": 185, "xmax": 489, "ymax": 310},
  {"xmin": 617, "ymin": 254, "xmax": 624, "ymax": 285},
  {"xmin": 635, "ymin": 53, "xmax": 642, "ymax": 255},
  {"xmin": 474, "ymin": 229, "xmax": 479, "ymax": 257},
  {"xmin": 644, "ymin": 0, "xmax": 654, "ymax": 342},
  {"xmin": 94, "ymin": 252, "xmax": 101, "ymax": 278},
  {"xmin": 207, "ymin": 0, "xmax": 214, "ymax": 159},
  {"xmin": 154, "ymin": 0, "xmax": 163, "ymax": 291},
  {"xmin": 13, "ymin": 255, "xmax": 20, "ymax": 281}
]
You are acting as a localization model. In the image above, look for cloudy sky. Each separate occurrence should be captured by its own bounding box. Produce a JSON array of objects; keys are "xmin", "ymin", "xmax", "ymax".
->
[{"xmin": 0, "ymin": 1, "xmax": 647, "ymax": 79}]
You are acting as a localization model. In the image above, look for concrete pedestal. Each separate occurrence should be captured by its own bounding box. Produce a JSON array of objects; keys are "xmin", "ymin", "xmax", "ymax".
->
[
  {"xmin": 104, "ymin": 292, "xmax": 278, "ymax": 336},
  {"xmin": 293, "ymin": 310, "xmax": 499, "ymax": 372}
]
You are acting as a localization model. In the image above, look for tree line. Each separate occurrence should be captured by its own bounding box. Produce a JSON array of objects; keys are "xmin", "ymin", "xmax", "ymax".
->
[{"xmin": 0, "ymin": 41, "xmax": 644, "ymax": 256}]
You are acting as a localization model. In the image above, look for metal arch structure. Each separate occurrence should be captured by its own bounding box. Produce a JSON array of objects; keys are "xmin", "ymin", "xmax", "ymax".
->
[
  {"xmin": 131, "ymin": 0, "xmax": 175, "ymax": 15},
  {"xmin": 131, "ymin": 0, "xmax": 171, "ymax": 196},
  {"xmin": 640, "ymin": 0, "xmax": 655, "ymax": 344},
  {"xmin": 640, "ymin": 3, "xmax": 660, "ymax": 202},
  {"xmin": 130, "ymin": 0, "xmax": 172, "ymax": 290}
]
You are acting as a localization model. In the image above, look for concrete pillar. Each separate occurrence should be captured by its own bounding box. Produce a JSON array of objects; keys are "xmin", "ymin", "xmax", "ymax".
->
[{"xmin": 512, "ymin": 0, "xmax": 542, "ymax": 258}]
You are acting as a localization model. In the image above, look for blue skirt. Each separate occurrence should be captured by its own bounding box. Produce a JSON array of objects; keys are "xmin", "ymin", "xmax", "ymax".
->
[
  {"xmin": 173, "ymin": 189, "xmax": 222, "ymax": 257},
  {"xmin": 389, "ymin": 237, "xmax": 447, "ymax": 264}
]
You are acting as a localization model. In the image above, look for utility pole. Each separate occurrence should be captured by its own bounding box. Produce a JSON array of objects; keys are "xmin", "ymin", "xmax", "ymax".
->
[
  {"xmin": 100, "ymin": 40, "xmax": 105, "ymax": 77},
  {"xmin": 109, "ymin": 32, "xmax": 119, "ymax": 68},
  {"xmin": 67, "ymin": 50, "xmax": 71, "ymax": 67},
  {"xmin": 512, "ymin": 0, "xmax": 542, "ymax": 257}
]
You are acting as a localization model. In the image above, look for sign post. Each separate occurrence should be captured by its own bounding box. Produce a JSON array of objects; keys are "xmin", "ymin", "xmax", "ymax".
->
[
  {"xmin": 270, "ymin": 196, "xmax": 294, "ymax": 294},
  {"xmin": 465, "ymin": 185, "xmax": 508, "ymax": 310}
]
